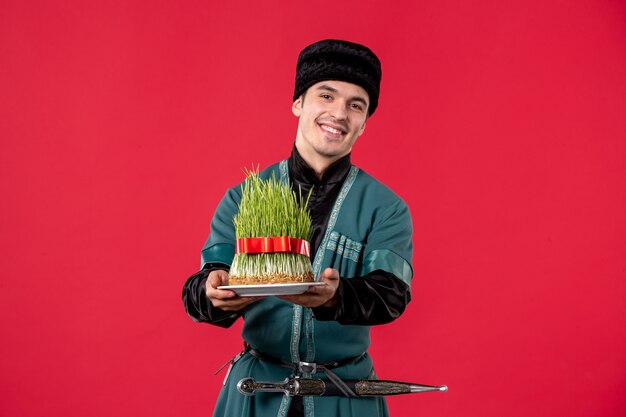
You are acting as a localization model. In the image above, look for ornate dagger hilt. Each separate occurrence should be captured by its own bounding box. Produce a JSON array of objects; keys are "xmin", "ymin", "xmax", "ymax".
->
[{"xmin": 237, "ymin": 377, "xmax": 326, "ymax": 396}]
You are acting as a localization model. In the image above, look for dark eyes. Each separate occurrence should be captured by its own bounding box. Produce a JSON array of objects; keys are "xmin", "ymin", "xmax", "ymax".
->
[{"xmin": 319, "ymin": 94, "xmax": 363, "ymax": 111}]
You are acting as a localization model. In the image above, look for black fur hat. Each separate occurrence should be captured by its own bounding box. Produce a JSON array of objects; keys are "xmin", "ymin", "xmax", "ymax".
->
[{"xmin": 293, "ymin": 39, "xmax": 382, "ymax": 116}]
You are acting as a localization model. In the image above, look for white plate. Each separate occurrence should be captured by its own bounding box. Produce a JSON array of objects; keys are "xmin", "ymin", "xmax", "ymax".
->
[{"xmin": 217, "ymin": 282, "xmax": 326, "ymax": 297}]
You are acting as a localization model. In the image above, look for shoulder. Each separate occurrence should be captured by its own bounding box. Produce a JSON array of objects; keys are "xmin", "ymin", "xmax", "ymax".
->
[{"xmin": 353, "ymin": 167, "xmax": 410, "ymax": 213}]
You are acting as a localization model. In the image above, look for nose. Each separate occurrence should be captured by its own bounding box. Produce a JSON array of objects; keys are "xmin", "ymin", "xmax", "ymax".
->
[{"xmin": 329, "ymin": 101, "xmax": 348, "ymax": 120}]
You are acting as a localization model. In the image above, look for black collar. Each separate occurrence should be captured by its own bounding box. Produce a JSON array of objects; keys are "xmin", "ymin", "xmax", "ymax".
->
[{"xmin": 288, "ymin": 145, "xmax": 352, "ymax": 185}]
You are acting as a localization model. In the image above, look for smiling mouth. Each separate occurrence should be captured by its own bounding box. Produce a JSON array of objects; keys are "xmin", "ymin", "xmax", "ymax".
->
[{"xmin": 319, "ymin": 124, "xmax": 345, "ymax": 136}]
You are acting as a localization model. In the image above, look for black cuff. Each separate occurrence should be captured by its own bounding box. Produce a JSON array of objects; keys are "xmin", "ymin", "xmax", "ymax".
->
[
  {"xmin": 182, "ymin": 265, "xmax": 242, "ymax": 328},
  {"xmin": 312, "ymin": 270, "xmax": 410, "ymax": 326}
]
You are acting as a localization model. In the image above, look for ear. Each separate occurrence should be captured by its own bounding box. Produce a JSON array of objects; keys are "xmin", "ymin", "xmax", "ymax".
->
[{"xmin": 292, "ymin": 97, "xmax": 302, "ymax": 117}]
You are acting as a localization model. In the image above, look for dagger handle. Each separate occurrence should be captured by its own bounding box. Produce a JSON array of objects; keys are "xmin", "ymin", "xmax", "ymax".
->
[
  {"xmin": 237, "ymin": 377, "xmax": 326, "ymax": 396},
  {"xmin": 237, "ymin": 377, "xmax": 295, "ymax": 396}
]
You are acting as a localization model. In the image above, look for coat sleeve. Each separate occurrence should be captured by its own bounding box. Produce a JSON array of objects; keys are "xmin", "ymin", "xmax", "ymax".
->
[
  {"xmin": 313, "ymin": 196, "xmax": 414, "ymax": 325},
  {"xmin": 312, "ymin": 270, "xmax": 410, "ymax": 325},
  {"xmin": 200, "ymin": 186, "xmax": 241, "ymax": 268},
  {"xmin": 182, "ymin": 186, "xmax": 242, "ymax": 328}
]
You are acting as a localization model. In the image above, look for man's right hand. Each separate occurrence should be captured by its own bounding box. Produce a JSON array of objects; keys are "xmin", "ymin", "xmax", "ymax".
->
[{"xmin": 205, "ymin": 270, "xmax": 264, "ymax": 311}]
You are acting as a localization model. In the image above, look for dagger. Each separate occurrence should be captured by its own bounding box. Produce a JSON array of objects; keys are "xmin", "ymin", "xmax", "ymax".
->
[{"xmin": 237, "ymin": 376, "xmax": 448, "ymax": 397}]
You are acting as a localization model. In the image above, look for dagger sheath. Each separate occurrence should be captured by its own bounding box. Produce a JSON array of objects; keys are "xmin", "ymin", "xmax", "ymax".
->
[{"xmin": 237, "ymin": 377, "xmax": 447, "ymax": 397}]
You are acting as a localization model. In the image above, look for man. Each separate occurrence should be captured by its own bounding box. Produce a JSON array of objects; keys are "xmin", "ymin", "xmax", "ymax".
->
[{"xmin": 183, "ymin": 39, "xmax": 413, "ymax": 417}]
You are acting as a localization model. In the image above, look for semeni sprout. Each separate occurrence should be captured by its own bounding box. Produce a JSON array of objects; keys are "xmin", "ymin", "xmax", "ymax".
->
[{"xmin": 229, "ymin": 169, "xmax": 314, "ymax": 285}]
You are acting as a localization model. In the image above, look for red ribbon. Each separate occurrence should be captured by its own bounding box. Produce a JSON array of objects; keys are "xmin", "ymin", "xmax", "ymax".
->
[{"xmin": 235, "ymin": 236, "xmax": 310, "ymax": 257}]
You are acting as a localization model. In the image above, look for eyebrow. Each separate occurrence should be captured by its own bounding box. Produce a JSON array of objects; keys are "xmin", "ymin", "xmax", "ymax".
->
[{"xmin": 315, "ymin": 84, "xmax": 369, "ymax": 107}]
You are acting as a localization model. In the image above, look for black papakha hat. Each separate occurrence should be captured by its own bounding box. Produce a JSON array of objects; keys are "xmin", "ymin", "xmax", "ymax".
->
[{"xmin": 293, "ymin": 39, "xmax": 382, "ymax": 116}]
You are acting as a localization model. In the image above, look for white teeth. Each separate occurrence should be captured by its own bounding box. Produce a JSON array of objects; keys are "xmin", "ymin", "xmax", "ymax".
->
[{"xmin": 321, "ymin": 125, "xmax": 342, "ymax": 135}]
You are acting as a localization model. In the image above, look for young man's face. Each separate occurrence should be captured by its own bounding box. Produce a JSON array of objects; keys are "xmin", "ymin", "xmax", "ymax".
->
[{"xmin": 292, "ymin": 80, "xmax": 369, "ymax": 166}]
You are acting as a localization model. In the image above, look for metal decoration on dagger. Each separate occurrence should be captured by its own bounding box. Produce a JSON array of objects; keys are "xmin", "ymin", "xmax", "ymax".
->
[
  {"xmin": 237, "ymin": 376, "xmax": 448, "ymax": 397},
  {"xmin": 227, "ymin": 168, "xmax": 315, "ymax": 286}
]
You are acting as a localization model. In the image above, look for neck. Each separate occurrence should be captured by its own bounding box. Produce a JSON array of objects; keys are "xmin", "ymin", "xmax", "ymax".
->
[{"xmin": 294, "ymin": 143, "xmax": 344, "ymax": 180}]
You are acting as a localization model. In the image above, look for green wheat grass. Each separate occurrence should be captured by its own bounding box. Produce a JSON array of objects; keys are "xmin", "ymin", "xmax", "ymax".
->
[{"xmin": 229, "ymin": 169, "xmax": 314, "ymax": 284}]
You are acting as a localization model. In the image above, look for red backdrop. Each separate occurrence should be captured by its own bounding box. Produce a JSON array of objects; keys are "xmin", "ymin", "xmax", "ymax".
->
[{"xmin": 2, "ymin": 1, "xmax": 625, "ymax": 416}]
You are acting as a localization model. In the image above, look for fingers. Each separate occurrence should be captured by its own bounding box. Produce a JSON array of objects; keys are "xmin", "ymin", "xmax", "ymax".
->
[
  {"xmin": 278, "ymin": 269, "xmax": 340, "ymax": 308},
  {"xmin": 208, "ymin": 287, "xmax": 262, "ymax": 311},
  {"xmin": 309, "ymin": 268, "xmax": 338, "ymax": 294},
  {"xmin": 207, "ymin": 270, "xmax": 229, "ymax": 288},
  {"xmin": 278, "ymin": 291, "xmax": 329, "ymax": 308},
  {"xmin": 277, "ymin": 293, "xmax": 317, "ymax": 307},
  {"xmin": 320, "ymin": 267, "xmax": 340, "ymax": 282},
  {"xmin": 205, "ymin": 270, "xmax": 263, "ymax": 311},
  {"xmin": 314, "ymin": 268, "xmax": 339, "ymax": 307},
  {"xmin": 215, "ymin": 296, "xmax": 263, "ymax": 311},
  {"xmin": 206, "ymin": 270, "xmax": 236, "ymax": 300}
]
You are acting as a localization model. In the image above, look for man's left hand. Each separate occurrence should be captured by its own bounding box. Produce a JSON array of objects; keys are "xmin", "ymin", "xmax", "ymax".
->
[{"xmin": 277, "ymin": 268, "xmax": 339, "ymax": 308}]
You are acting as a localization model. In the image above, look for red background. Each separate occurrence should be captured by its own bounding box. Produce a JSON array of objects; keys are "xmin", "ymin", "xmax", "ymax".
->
[{"xmin": 2, "ymin": 1, "xmax": 625, "ymax": 416}]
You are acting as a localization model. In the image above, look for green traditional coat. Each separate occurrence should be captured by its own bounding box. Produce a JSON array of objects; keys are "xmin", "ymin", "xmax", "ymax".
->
[{"xmin": 201, "ymin": 160, "xmax": 413, "ymax": 417}]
